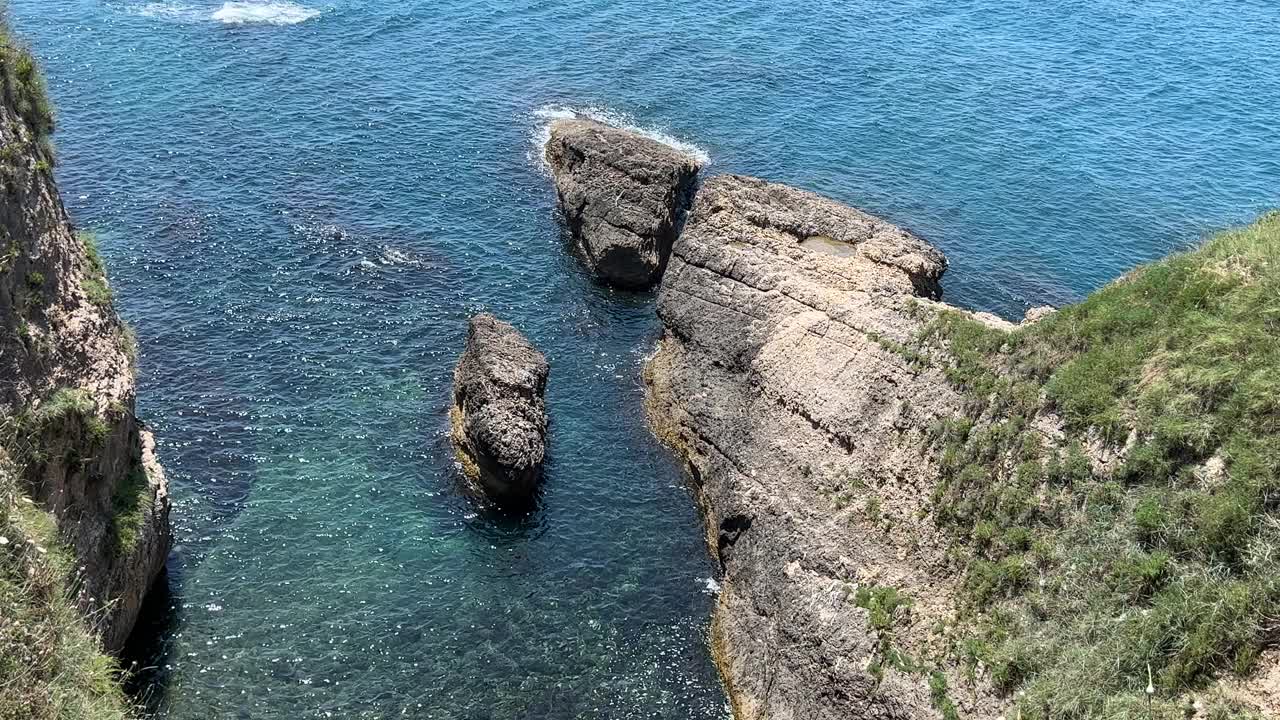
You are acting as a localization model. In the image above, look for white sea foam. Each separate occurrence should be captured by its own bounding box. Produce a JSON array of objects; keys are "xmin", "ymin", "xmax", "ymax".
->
[
  {"xmin": 528, "ymin": 104, "xmax": 711, "ymax": 173},
  {"xmin": 130, "ymin": 1, "xmax": 320, "ymax": 25},
  {"xmin": 211, "ymin": 1, "xmax": 321, "ymax": 25},
  {"xmin": 134, "ymin": 1, "xmax": 204, "ymax": 21}
]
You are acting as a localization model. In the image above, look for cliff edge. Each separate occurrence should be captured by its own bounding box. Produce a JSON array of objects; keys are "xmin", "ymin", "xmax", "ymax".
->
[
  {"xmin": 647, "ymin": 173, "xmax": 1277, "ymax": 719},
  {"xmin": 0, "ymin": 25, "xmax": 170, "ymax": 718}
]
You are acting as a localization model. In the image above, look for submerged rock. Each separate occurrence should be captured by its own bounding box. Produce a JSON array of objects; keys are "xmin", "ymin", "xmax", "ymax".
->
[
  {"xmin": 545, "ymin": 118, "xmax": 702, "ymax": 288},
  {"xmin": 646, "ymin": 175, "xmax": 972, "ymax": 719},
  {"xmin": 450, "ymin": 314, "xmax": 549, "ymax": 504}
]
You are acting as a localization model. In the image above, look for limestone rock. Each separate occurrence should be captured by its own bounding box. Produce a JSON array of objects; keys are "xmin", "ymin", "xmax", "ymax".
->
[
  {"xmin": 451, "ymin": 314, "xmax": 549, "ymax": 504},
  {"xmin": 545, "ymin": 118, "xmax": 701, "ymax": 288},
  {"xmin": 646, "ymin": 175, "xmax": 989, "ymax": 719},
  {"xmin": 0, "ymin": 90, "xmax": 170, "ymax": 652},
  {"xmin": 1022, "ymin": 304, "xmax": 1056, "ymax": 325}
]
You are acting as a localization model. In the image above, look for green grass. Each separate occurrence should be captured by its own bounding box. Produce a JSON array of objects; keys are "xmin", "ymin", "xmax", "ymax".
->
[
  {"xmin": 916, "ymin": 212, "xmax": 1280, "ymax": 719},
  {"xmin": 108, "ymin": 465, "xmax": 149, "ymax": 559},
  {"xmin": 76, "ymin": 231, "xmax": 115, "ymax": 308},
  {"xmin": 80, "ymin": 277, "xmax": 112, "ymax": 308},
  {"xmin": 1, "ymin": 446, "xmax": 133, "ymax": 720},
  {"xmin": 77, "ymin": 231, "xmax": 105, "ymax": 278},
  {"xmin": 32, "ymin": 388, "xmax": 109, "ymax": 446},
  {"xmin": 0, "ymin": 19, "xmax": 53, "ymax": 143}
]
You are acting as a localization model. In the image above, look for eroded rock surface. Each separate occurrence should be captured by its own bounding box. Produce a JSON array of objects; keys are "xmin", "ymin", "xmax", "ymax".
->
[
  {"xmin": 0, "ymin": 91, "xmax": 170, "ymax": 652},
  {"xmin": 646, "ymin": 175, "xmax": 991, "ymax": 719},
  {"xmin": 451, "ymin": 314, "xmax": 549, "ymax": 504},
  {"xmin": 545, "ymin": 118, "xmax": 701, "ymax": 288}
]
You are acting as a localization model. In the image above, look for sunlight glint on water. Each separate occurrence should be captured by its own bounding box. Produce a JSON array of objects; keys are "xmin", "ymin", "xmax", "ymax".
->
[{"xmin": 11, "ymin": 0, "xmax": 1280, "ymax": 717}]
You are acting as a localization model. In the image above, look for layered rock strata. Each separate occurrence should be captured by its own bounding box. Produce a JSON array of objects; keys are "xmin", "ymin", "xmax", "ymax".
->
[
  {"xmin": 545, "ymin": 118, "xmax": 701, "ymax": 288},
  {"xmin": 646, "ymin": 175, "xmax": 980, "ymax": 719},
  {"xmin": 450, "ymin": 313, "xmax": 550, "ymax": 504}
]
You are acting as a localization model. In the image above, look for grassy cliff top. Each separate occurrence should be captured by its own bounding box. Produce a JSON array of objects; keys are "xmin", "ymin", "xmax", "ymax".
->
[{"xmin": 920, "ymin": 212, "xmax": 1280, "ymax": 718}]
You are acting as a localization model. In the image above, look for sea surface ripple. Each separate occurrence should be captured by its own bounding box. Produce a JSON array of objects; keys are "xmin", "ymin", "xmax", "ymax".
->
[{"xmin": 11, "ymin": 0, "xmax": 1280, "ymax": 717}]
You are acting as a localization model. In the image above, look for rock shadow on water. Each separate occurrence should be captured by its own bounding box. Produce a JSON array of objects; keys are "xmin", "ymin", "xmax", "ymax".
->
[{"xmin": 118, "ymin": 565, "xmax": 183, "ymax": 714}]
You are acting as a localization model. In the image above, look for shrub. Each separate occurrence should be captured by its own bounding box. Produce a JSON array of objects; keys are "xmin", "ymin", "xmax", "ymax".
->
[
  {"xmin": 81, "ymin": 277, "xmax": 112, "ymax": 308},
  {"xmin": 108, "ymin": 466, "xmax": 149, "ymax": 558}
]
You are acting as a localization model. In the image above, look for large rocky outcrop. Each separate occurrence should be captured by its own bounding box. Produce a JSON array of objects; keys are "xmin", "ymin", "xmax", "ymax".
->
[
  {"xmin": 0, "ymin": 67, "xmax": 170, "ymax": 652},
  {"xmin": 450, "ymin": 313, "xmax": 549, "ymax": 504},
  {"xmin": 646, "ymin": 175, "xmax": 990, "ymax": 719},
  {"xmin": 545, "ymin": 118, "xmax": 701, "ymax": 288}
]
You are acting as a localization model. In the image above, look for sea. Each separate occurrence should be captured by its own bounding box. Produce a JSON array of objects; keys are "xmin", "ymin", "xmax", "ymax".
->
[{"xmin": 10, "ymin": 0, "xmax": 1279, "ymax": 717}]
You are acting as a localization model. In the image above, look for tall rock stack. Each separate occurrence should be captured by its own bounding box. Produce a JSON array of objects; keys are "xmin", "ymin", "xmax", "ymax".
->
[
  {"xmin": 545, "ymin": 118, "xmax": 701, "ymax": 289},
  {"xmin": 450, "ymin": 313, "xmax": 550, "ymax": 506}
]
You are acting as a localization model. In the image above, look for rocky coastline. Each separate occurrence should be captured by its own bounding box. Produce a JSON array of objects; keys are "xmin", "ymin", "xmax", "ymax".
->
[
  {"xmin": 1, "ymin": 25, "xmax": 1271, "ymax": 713},
  {"xmin": 548, "ymin": 118, "xmax": 1278, "ymax": 719},
  {"xmin": 0, "ymin": 29, "xmax": 170, "ymax": 715}
]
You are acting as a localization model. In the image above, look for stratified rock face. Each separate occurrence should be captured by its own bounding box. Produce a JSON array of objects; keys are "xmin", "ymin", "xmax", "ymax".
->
[
  {"xmin": 646, "ymin": 175, "xmax": 978, "ymax": 719},
  {"xmin": 545, "ymin": 118, "xmax": 701, "ymax": 288},
  {"xmin": 451, "ymin": 314, "xmax": 549, "ymax": 504},
  {"xmin": 0, "ymin": 87, "xmax": 170, "ymax": 652}
]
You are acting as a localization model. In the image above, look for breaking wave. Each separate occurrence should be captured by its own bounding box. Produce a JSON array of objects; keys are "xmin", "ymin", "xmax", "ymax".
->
[
  {"xmin": 529, "ymin": 104, "xmax": 711, "ymax": 172},
  {"xmin": 210, "ymin": 1, "xmax": 321, "ymax": 25},
  {"xmin": 130, "ymin": 1, "xmax": 321, "ymax": 25}
]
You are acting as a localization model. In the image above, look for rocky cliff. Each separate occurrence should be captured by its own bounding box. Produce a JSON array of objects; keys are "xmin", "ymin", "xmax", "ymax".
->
[
  {"xmin": 0, "ymin": 28, "xmax": 170, "ymax": 663},
  {"xmin": 646, "ymin": 172, "xmax": 1277, "ymax": 718},
  {"xmin": 646, "ymin": 174, "xmax": 977, "ymax": 719}
]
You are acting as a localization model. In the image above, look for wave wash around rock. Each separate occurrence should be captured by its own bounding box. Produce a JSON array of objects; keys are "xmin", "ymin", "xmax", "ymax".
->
[{"xmin": 546, "ymin": 117, "xmax": 702, "ymax": 289}]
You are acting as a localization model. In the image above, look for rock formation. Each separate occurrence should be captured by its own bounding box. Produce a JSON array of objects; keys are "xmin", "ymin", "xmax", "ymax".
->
[
  {"xmin": 645, "ymin": 174, "xmax": 979, "ymax": 719},
  {"xmin": 545, "ymin": 118, "xmax": 701, "ymax": 288},
  {"xmin": 0, "ymin": 59, "xmax": 170, "ymax": 652},
  {"xmin": 450, "ymin": 313, "xmax": 549, "ymax": 504}
]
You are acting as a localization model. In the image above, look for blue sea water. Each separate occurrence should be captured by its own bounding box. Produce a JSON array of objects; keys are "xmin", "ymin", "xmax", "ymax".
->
[{"xmin": 9, "ymin": 0, "xmax": 1280, "ymax": 717}]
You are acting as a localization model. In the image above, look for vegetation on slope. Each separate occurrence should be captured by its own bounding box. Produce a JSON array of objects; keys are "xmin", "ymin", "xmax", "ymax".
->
[
  {"xmin": 917, "ymin": 212, "xmax": 1280, "ymax": 718},
  {"xmin": 0, "ymin": 455, "xmax": 133, "ymax": 720},
  {"xmin": 0, "ymin": 14, "xmax": 53, "ymax": 154},
  {"xmin": 0, "ymin": 18, "xmax": 136, "ymax": 720}
]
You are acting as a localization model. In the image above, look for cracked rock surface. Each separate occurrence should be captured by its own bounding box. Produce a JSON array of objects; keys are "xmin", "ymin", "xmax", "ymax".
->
[
  {"xmin": 545, "ymin": 118, "xmax": 701, "ymax": 288},
  {"xmin": 451, "ymin": 314, "xmax": 549, "ymax": 505},
  {"xmin": 646, "ymin": 175, "xmax": 996, "ymax": 719}
]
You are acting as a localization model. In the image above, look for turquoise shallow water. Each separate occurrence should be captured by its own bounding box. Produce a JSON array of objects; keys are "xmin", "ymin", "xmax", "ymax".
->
[{"xmin": 10, "ymin": 0, "xmax": 1280, "ymax": 717}]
